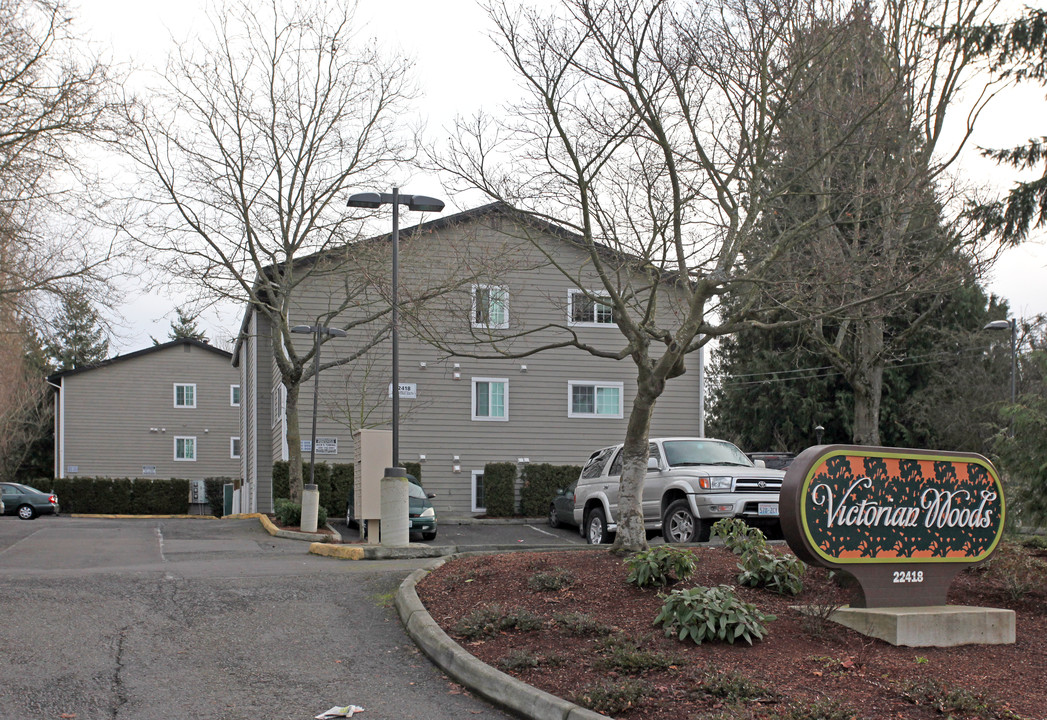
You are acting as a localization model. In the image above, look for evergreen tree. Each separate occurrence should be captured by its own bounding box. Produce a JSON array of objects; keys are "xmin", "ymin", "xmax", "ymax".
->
[
  {"xmin": 708, "ymin": 281, "xmax": 1009, "ymax": 454},
  {"xmin": 962, "ymin": 8, "xmax": 1047, "ymax": 242},
  {"xmin": 153, "ymin": 306, "xmax": 208, "ymax": 345},
  {"xmin": 718, "ymin": 5, "xmax": 981, "ymax": 446},
  {"xmin": 46, "ymin": 295, "xmax": 109, "ymax": 370}
]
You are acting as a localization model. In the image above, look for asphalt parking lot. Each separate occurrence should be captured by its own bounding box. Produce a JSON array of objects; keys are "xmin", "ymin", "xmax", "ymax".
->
[
  {"xmin": 0, "ymin": 515, "xmax": 518, "ymax": 720},
  {"xmin": 329, "ymin": 515, "xmax": 593, "ymax": 548}
]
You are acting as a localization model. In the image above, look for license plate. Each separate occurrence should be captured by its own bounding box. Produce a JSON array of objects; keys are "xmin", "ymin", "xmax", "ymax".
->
[{"xmin": 758, "ymin": 503, "xmax": 778, "ymax": 517}]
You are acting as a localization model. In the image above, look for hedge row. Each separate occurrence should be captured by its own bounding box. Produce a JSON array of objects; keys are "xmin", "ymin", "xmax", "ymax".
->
[
  {"xmin": 271, "ymin": 461, "xmax": 421, "ymax": 520},
  {"xmin": 480, "ymin": 462, "xmax": 582, "ymax": 517},
  {"xmin": 39, "ymin": 476, "xmax": 235, "ymax": 515}
]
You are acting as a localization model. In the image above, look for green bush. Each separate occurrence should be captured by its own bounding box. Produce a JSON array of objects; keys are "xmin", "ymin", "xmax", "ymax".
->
[
  {"xmin": 483, "ymin": 462, "xmax": 518, "ymax": 516},
  {"xmin": 626, "ymin": 546, "xmax": 697, "ymax": 588},
  {"xmin": 712, "ymin": 517, "xmax": 768, "ymax": 554},
  {"xmin": 527, "ymin": 568, "xmax": 576, "ymax": 592},
  {"xmin": 41, "ymin": 477, "xmax": 194, "ymax": 514},
  {"xmin": 519, "ymin": 463, "xmax": 582, "ymax": 516},
  {"xmin": 274, "ymin": 498, "xmax": 300, "ymax": 525},
  {"xmin": 737, "ymin": 547, "xmax": 806, "ymax": 596},
  {"xmin": 273, "ymin": 498, "xmax": 328, "ymax": 527},
  {"xmin": 273, "ymin": 460, "xmax": 368, "ymax": 520},
  {"xmin": 575, "ymin": 679, "xmax": 651, "ymax": 716},
  {"xmin": 654, "ymin": 584, "xmax": 775, "ymax": 645},
  {"xmin": 453, "ymin": 604, "xmax": 544, "ymax": 640},
  {"xmin": 204, "ymin": 477, "xmax": 232, "ymax": 517}
]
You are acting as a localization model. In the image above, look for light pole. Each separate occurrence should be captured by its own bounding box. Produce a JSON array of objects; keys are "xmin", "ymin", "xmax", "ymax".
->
[
  {"xmin": 815, "ymin": 424, "xmax": 825, "ymax": 445},
  {"xmin": 291, "ymin": 324, "xmax": 347, "ymax": 486},
  {"xmin": 983, "ymin": 318, "xmax": 1017, "ymax": 436},
  {"xmin": 346, "ymin": 188, "xmax": 444, "ymax": 467}
]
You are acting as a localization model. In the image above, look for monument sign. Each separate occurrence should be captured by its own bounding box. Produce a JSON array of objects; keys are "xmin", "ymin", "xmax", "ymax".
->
[{"xmin": 781, "ymin": 445, "xmax": 1006, "ymax": 608}]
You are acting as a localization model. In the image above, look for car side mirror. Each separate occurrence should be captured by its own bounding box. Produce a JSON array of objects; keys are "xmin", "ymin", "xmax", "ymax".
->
[
  {"xmin": 647, "ymin": 457, "xmax": 661, "ymax": 471},
  {"xmin": 427, "ymin": 493, "xmax": 436, "ymax": 499},
  {"xmin": 754, "ymin": 459, "xmax": 766, "ymax": 468}
]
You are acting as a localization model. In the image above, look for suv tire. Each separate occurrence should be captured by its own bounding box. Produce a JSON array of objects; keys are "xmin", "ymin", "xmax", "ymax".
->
[
  {"xmin": 585, "ymin": 507, "xmax": 611, "ymax": 544},
  {"xmin": 663, "ymin": 499, "xmax": 709, "ymax": 543}
]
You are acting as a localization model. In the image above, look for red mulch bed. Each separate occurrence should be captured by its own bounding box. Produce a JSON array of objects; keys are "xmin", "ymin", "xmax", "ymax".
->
[{"xmin": 416, "ymin": 544, "xmax": 1047, "ymax": 719}]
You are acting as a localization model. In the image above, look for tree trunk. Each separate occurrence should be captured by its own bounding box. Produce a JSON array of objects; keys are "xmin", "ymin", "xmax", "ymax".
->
[
  {"xmin": 611, "ymin": 381, "xmax": 659, "ymax": 555},
  {"xmin": 284, "ymin": 381, "xmax": 304, "ymax": 503},
  {"xmin": 851, "ymin": 319, "xmax": 884, "ymax": 446}
]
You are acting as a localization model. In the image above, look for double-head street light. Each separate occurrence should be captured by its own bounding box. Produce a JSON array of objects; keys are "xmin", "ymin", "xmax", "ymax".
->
[
  {"xmin": 983, "ymin": 318, "xmax": 1017, "ymax": 436},
  {"xmin": 346, "ymin": 188, "xmax": 444, "ymax": 467},
  {"xmin": 291, "ymin": 324, "xmax": 348, "ymax": 485}
]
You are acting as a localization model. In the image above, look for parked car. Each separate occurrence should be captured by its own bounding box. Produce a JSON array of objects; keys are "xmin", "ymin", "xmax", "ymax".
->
[
  {"xmin": 573, "ymin": 438, "xmax": 784, "ymax": 544},
  {"xmin": 0, "ymin": 482, "xmax": 60, "ymax": 520},
  {"xmin": 746, "ymin": 452, "xmax": 796, "ymax": 471},
  {"xmin": 547, "ymin": 480, "xmax": 579, "ymax": 529},
  {"xmin": 346, "ymin": 474, "xmax": 437, "ymax": 541}
]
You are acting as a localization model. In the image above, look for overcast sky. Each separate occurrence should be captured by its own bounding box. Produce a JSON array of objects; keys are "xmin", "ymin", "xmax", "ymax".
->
[{"xmin": 76, "ymin": 0, "xmax": 1046, "ymax": 353}]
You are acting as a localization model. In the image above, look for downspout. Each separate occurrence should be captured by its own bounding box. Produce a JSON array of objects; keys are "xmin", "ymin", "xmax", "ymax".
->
[{"xmin": 45, "ymin": 377, "xmax": 63, "ymax": 478}]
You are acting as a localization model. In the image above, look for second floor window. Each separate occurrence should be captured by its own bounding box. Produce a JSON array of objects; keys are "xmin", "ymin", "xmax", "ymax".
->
[
  {"xmin": 472, "ymin": 284, "xmax": 508, "ymax": 329},
  {"xmin": 472, "ymin": 378, "xmax": 508, "ymax": 421},
  {"xmin": 174, "ymin": 384, "xmax": 196, "ymax": 408},
  {"xmin": 569, "ymin": 289, "xmax": 614, "ymax": 326},
  {"xmin": 230, "ymin": 385, "xmax": 241, "ymax": 406},
  {"xmin": 569, "ymin": 381, "xmax": 623, "ymax": 418}
]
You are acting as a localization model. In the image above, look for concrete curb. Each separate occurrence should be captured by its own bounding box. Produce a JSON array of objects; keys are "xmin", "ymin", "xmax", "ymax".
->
[
  {"xmin": 395, "ymin": 558, "xmax": 607, "ymax": 720},
  {"xmin": 225, "ymin": 512, "xmax": 340, "ymax": 543}
]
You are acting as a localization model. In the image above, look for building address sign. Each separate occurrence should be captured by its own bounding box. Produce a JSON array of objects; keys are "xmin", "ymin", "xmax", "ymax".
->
[{"xmin": 781, "ymin": 445, "xmax": 1005, "ymax": 608}]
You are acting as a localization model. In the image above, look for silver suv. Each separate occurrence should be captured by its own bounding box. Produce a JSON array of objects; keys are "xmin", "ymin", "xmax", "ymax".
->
[{"xmin": 572, "ymin": 437, "xmax": 785, "ymax": 544}]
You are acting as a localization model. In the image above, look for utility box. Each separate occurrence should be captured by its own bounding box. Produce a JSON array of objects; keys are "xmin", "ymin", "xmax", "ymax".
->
[
  {"xmin": 188, "ymin": 479, "xmax": 209, "ymax": 515},
  {"xmin": 353, "ymin": 429, "xmax": 392, "ymax": 532}
]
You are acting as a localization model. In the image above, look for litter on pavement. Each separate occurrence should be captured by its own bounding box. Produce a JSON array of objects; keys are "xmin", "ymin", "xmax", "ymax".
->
[{"xmin": 315, "ymin": 705, "xmax": 364, "ymax": 718}]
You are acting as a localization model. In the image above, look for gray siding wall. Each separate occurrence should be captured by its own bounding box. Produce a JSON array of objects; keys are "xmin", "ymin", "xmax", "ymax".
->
[
  {"xmin": 60, "ymin": 343, "xmax": 241, "ymax": 482},
  {"xmin": 260, "ymin": 213, "xmax": 704, "ymax": 515},
  {"xmin": 239, "ymin": 310, "xmax": 275, "ymax": 512}
]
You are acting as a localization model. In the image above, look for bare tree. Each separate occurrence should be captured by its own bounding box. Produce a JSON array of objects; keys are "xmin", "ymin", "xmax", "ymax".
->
[
  {"xmin": 0, "ymin": 0, "xmax": 123, "ymax": 328},
  {"xmin": 437, "ymin": 0, "xmax": 1000, "ymax": 552},
  {"xmin": 120, "ymin": 0, "xmax": 493, "ymax": 502}
]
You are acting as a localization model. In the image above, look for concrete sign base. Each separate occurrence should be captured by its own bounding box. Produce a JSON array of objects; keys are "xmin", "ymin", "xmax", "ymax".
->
[{"xmin": 814, "ymin": 605, "xmax": 1016, "ymax": 647}]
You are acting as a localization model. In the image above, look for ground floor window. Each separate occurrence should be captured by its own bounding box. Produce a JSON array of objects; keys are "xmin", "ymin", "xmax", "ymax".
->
[
  {"xmin": 230, "ymin": 437, "xmax": 241, "ymax": 459},
  {"xmin": 568, "ymin": 381, "xmax": 623, "ymax": 418},
  {"xmin": 472, "ymin": 470, "xmax": 485, "ymax": 513},
  {"xmin": 175, "ymin": 436, "xmax": 196, "ymax": 461}
]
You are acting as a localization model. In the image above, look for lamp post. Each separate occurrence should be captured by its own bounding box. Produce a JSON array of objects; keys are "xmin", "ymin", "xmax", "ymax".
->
[
  {"xmin": 983, "ymin": 318, "xmax": 1017, "ymax": 436},
  {"xmin": 291, "ymin": 324, "xmax": 347, "ymax": 486},
  {"xmin": 346, "ymin": 188, "xmax": 444, "ymax": 466},
  {"xmin": 815, "ymin": 424, "xmax": 825, "ymax": 445}
]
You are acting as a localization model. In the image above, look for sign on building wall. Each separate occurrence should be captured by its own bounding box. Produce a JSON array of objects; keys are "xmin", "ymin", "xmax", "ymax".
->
[
  {"xmin": 781, "ymin": 445, "xmax": 1005, "ymax": 608},
  {"xmin": 315, "ymin": 437, "xmax": 338, "ymax": 455},
  {"xmin": 388, "ymin": 382, "xmax": 417, "ymax": 399}
]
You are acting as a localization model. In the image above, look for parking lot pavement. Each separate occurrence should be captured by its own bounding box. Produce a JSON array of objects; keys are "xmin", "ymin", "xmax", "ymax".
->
[{"xmin": 330, "ymin": 517, "xmax": 589, "ymax": 548}]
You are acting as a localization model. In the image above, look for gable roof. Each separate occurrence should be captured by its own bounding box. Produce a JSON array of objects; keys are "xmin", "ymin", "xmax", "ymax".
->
[{"xmin": 47, "ymin": 338, "xmax": 232, "ymax": 383}]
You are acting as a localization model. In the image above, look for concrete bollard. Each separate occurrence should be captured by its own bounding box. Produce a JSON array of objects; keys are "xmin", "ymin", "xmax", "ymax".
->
[
  {"xmin": 380, "ymin": 467, "xmax": 409, "ymax": 546},
  {"xmin": 301, "ymin": 483, "xmax": 319, "ymax": 533}
]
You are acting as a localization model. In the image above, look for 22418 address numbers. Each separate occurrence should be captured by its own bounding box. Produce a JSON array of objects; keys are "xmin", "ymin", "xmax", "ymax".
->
[{"xmin": 892, "ymin": 571, "xmax": 924, "ymax": 583}]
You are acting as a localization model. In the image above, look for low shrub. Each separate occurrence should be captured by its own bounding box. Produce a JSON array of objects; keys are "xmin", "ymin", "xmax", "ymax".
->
[
  {"xmin": 770, "ymin": 698, "xmax": 858, "ymax": 720},
  {"xmin": 654, "ymin": 584, "xmax": 775, "ymax": 645},
  {"xmin": 482, "ymin": 462, "xmax": 518, "ymax": 516},
  {"xmin": 626, "ymin": 545, "xmax": 697, "ymax": 588},
  {"xmin": 700, "ymin": 668, "xmax": 778, "ymax": 703},
  {"xmin": 594, "ymin": 634, "xmax": 681, "ymax": 672},
  {"xmin": 527, "ymin": 568, "xmax": 576, "ymax": 592},
  {"xmin": 737, "ymin": 547, "xmax": 806, "ymax": 596},
  {"xmin": 575, "ymin": 679, "xmax": 651, "ymax": 715},
  {"xmin": 901, "ymin": 678, "xmax": 1019, "ymax": 719},
  {"xmin": 498, "ymin": 649, "xmax": 542, "ymax": 671},
  {"xmin": 712, "ymin": 517, "xmax": 768, "ymax": 554},
  {"xmin": 454, "ymin": 604, "xmax": 544, "ymax": 640},
  {"xmin": 552, "ymin": 612, "xmax": 618, "ymax": 637},
  {"xmin": 274, "ymin": 498, "xmax": 301, "ymax": 526},
  {"xmin": 519, "ymin": 463, "xmax": 582, "ymax": 516}
]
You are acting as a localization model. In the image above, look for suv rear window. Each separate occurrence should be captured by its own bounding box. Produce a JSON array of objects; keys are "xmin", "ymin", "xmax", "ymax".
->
[{"xmin": 581, "ymin": 448, "xmax": 613, "ymax": 479}]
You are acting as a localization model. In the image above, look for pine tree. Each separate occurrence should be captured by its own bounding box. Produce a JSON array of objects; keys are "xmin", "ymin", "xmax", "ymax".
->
[
  {"xmin": 46, "ymin": 295, "xmax": 109, "ymax": 370},
  {"xmin": 153, "ymin": 306, "xmax": 208, "ymax": 345}
]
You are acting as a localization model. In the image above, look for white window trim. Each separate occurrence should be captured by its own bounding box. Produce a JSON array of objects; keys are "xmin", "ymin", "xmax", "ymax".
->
[
  {"xmin": 567, "ymin": 289, "xmax": 615, "ymax": 327},
  {"xmin": 174, "ymin": 436, "xmax": 197, "ymax": 461},
  {"xmin": 568, "ymin": 380, "xmax": 624, "ymax": 419},
  {"xmin": 471, "ymin": 284, "xmax": 509, "ymax": 329},
  {"xmin": 230, "ymin": 436, "xmax": 241, "ymax": 459},
  {"xmin": 174, "ymin": 383, "xmax": 197, "ymax": 408},
  {"xmin": 471, "ymin": 377, "xmax": 509, "ymax": 421},
  {"xmin": 471, "ymin": 470, "xmax": 486, "ymax": 513},
  {"xmin": 230, "ymin": 384, "xmax": 241, "ymax": 407}
]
